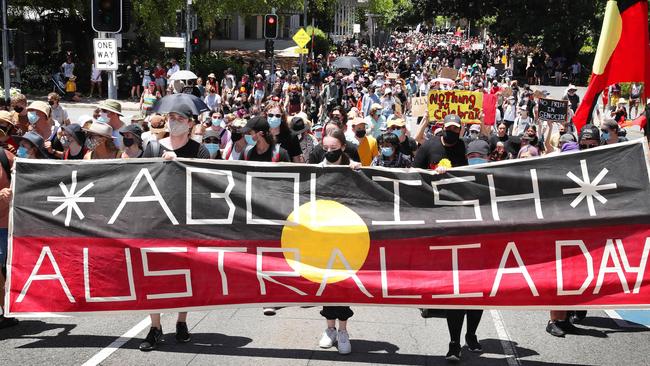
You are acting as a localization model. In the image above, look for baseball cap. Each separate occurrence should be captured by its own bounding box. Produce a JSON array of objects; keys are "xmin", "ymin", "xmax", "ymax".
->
[
  {"xmin": 242, "ymin": 116, "xmax": 270, "ymax": 133},
  {"xmin": 579, "ymin": 124, "xmax": 600, "ymax": 141},
  {"xmin": 387, "ymin": 118, "xmax": 406, "ymax": 128},
  {"xmin": 469, "ymin": 124, "xmax": 481, "ymax": 133},
  {"xmin": 443, "ymin": 114, "xmax": 461, "ymax": 128},
  {"xmin": 466, "ymin": 139, "xmax": 490, "ymax": 157}
]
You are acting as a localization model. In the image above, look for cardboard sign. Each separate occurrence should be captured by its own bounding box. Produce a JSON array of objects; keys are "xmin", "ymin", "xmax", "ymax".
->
[
  {"xmin": 411, "ymin": 96, "xmax": 428, "ymax": 117},
  {"xmin": 427, "ymin": 90, "xmax": 483, "ymax": 122},
  {"xmin": 538, "ymin": 98, "xmax": 569, "ymax": 122},
  {"xmin": 387, "ymin": 73, "xmax": 399, "ymax": 80},
  {"xmin": 439, "ymin": 67, "xmax": 458, "ymax": 80}
]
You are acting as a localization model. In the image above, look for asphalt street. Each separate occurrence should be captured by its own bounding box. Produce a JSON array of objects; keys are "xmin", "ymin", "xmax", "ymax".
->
[{"xmin": 1, "ymin": 306, "xmax": 649, "ymax": 365}]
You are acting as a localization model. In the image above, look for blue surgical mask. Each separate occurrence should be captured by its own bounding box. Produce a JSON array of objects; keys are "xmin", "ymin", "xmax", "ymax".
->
[
  {"xmin": 27, "ymin": 111, "xmax": 38, "ymax": 124},
  {"xmin": 17, "ymin": 146, "xmax": 29, "ymax": 158},
  {"xmin": 268, "ymin": 116, "xmax": 282, "ymax": 129},
  {"xmin": 212, "ymin": 118, "xmax": 224, "ymax": 128},
  {"xmin": 601, "ymin": 131, "xmax": 610, "ymax": 141},
  {"xmin": 245, "ymin": 134, "xmax": 257, "ymax": 146},
  {"xmin": 392, "ymin": 129, "xmax": 402, "ymax": 138},
  {"xmin": 468, "ymin": 158, "xmax": 488, "ymax": 165},
  {"xmin": 97, "ymin": 112, "xmax": 109, "ymax": 124},
  {"xmin": 381, "ymin": 146, "xmax": 394, "ymax": 157},
  {"xmin": 204, "ymin": 143, "xmax": 220, "ymax": 157}
]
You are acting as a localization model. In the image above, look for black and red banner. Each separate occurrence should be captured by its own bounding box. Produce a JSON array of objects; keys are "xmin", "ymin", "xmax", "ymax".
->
[{"xmin": 6, "ymin": 140, "xmax": 650, "ymax": 315}]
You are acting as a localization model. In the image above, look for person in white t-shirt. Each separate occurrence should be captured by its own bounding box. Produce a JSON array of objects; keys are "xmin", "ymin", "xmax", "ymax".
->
[
  {"xmin": 60, "ymin": 55, "xmax": 75, "ymax": 81},
  {"xmin": 90, "ymin": 60, "xmax": 102, "ymax": 99}
]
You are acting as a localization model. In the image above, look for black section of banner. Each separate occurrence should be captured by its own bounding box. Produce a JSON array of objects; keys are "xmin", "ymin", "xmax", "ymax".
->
[{"xmin": 12, "ymin": 140, "xmax": 650, "ymax": 241}]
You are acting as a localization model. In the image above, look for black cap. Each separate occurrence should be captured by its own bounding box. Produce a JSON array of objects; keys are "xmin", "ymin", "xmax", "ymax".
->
[
  {"xmin": 579, "ymin": 124, "xmax": 600, "ymax": 141},
  {"xmin": 443, "ymin": 114, "xmax": 462, "ymax": 128},
  {"xmin": 291, "ymin": 116, "xmax": 308, "ymax": 135},
  {"xmin": 120, "ymin": 124, "xmax": 144, "ymax": 143},
  {"xmin": 242, "ymin": 116, "xmax": 270, "ymax": 133}
]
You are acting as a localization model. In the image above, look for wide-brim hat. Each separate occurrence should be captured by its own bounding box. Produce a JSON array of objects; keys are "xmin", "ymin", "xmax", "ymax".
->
[
  {"xmin": 97, "ymin": 99, "xmax": 124, "ymax": 116},
  {"xmin": 0, "ymin": 111, "xmax": 14, "ymax": 126},
  {"xmin": 84, "ymin": 121, "xmax": 115, "ymax": 139},
  {"xmin": 567, "ymin": 84, "xmax": 578, "ymax": 91},
  {"xmin": 27, "ymin": 101, "xmax": 51, "ymax": 119},
  {"xmin": 62, "ymin": 124, "xmax": 86, "ymax": 146},
  {"xmin": 13, "ymin": 131, "xmax": 49, "ymax": 158},
  {"xmin": 386, "ymin": 118, "xmax": 406, "ymax": 128},
  {"xmin": 119, "ymin": 124, "xmax": 143, "ymax": 144}
]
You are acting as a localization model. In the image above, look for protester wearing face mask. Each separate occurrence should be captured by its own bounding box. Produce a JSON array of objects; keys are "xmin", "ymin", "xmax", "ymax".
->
[
  {"xmin": 0, "ymin": 112, "xmax": 18, "ymax": 154},
  {"xmin": 502, "ymin": 96, "xmax": 517, "ymax": 135},
  {"xmin": 201, "ymin": 130, "xmax": 223, "ymax": 159},
  {"xmin": 414, "ymin": 114, "xmax": 467, "ymax": 171},
  {"xmin": 291, "ymin": 113, "xmax": 318, "ymax": 163},
  {"xmin": 206, "ymin": 112, "xmax": 230, "ymax": 149},
  {"xmin": 466, "ymin": 139, "xmax": 490, "ymax": 165},
  {"xmin": 513, "ymin": 105, "xmax": 533, "ymax": 137},
  {"xmin": 387, "ymin": 118, "xmax": 417, "ymax": 157},
  {"xmin": 119, "ymin": 124, "xmax": 144, "ymax": 158},
  {"xmin": 142, "ymin": 114, "xmax": 167, "ymax": 144},
  {"xmin": 308, "ymin": 122, "xmax": 361, "ymax": 164},
  {"xmin": 221, "ymin": 118, "xmax": 247, "ymax": 160},
  {"xmin": 463, "ymin": 124, "xmax": 482, "ymax": 144},
  {"xmin": 143, "ymin": 109, "xmax": 210, "ymax": 160},
  {"xmin": 371, "ymin": 133, "xmax": 411, "ymax": 168},
  {"xmin": 264, "ymin": 102, "xmax": 303, "ymax": 163},
  {"xmin": 351, "ymin": 117, "xmax": 378, "ymax": 166},
  {"xmin": 47, "ymin": 92, "xmax": 70, "ymax": 126},
  {"xmin": 96, "ymin": 99, "xmax": 126, "ymax": 148},
  {"xmin": 13, "ymin": 131, "xmax": 49, "ymax": 159},
  {"xmin": 241, "ymin": 116, "xmax": 290, "ymax": 162},
  {"xmin": 83, "ymin": 122, "xmax": 120, "ymax": 160},
  {"xmin": 61, "ymin": 123, "xmax": 87, "ymax": 160},
  {"xmin": 600, "ymin": 119, "xmax": 627, "ymax": 145},
  {"xmin": 10, "ymin": 93, "xmax": 28, "ymax": 135},
  {"xmin": 365, "ymin": 103, "xmax": 385, "ymax": 138}
]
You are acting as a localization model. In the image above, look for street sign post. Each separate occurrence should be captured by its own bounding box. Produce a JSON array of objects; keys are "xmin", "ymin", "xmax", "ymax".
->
[
  {"xmin": 294, "ymin": 47, "xmax": 309, "ymax": 54},
  {"xmin": 93, "ymin": 38, "xmax": 118, "ymax": 70},
  {"xmin": 292, "ymin": 28, "xmax": 310, "ymax": 48}
]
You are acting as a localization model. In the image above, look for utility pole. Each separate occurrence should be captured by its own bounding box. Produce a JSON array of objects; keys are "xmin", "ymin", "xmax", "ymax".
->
[
  {"xmin": 185, "ymin": 0, "xmax": 192, "ymax": 70},
  {"xmin": 2, "ymin": 0, "xmax": 10, "ymax": 104}
]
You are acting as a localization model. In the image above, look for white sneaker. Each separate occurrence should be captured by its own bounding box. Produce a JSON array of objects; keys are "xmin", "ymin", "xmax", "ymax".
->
[
  {"xmin": 319, "ymin": 327, "xmax": 337, "ymax": 348},
  {"xmin": 337, "ymin": 330, "xmax": 351, "ymax": 354}
]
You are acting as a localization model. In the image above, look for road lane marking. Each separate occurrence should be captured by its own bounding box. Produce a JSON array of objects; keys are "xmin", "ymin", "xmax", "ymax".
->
[
  {"xmin": 82, "ymin": 316, "xmax": 151, "ymax": 366},
  {"xmin": 490, "ymin": 310, "xmax": 521, "ymax": 366}
]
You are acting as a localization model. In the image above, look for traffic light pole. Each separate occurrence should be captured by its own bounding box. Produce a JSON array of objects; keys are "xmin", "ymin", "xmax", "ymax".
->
[
  {"xmin": 1, "ymin": 0, "xmax": 11, "ymax": 104},
  {"xmin": 185, "ymin": 0, "xmax": 192, "ymax": 70},
  {"xmin": 100, "ymin": 32, "xmax": 118, "ymax": 100}
]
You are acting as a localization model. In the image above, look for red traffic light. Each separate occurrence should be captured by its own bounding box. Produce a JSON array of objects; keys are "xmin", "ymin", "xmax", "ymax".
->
[
  {"xmin": 268, "ymin": 17, "xmax": 275, "ymax": 24},
  {"xmin": 193, "ymin": 37, "xmax": 199, "ymax": 45}
]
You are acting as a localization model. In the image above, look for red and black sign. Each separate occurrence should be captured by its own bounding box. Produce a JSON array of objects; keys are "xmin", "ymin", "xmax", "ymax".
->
[{"xmin": 6, "ymin": 140, "xmax": 650, "ymax": 315}]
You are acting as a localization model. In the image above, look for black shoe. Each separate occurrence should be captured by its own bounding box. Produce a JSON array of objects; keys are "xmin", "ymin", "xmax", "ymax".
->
[
  {"xmin": 465, "ymin": 334, "xmax": 482, "ymax": 352},
  {"xmin": 139, "ymin": 327, "xmax": 163, "ymax": 351},
  {"xmin": 175, "ymin": 322, "xmax": 191, "ymax": 343},
  {"xmin": 558, "ymin": 320, "xmax": 579, "ymax": 334},
  {"xmin": 0, "ymin": 315, "xmax": 19, "ymax": 329},
  {"xmin": 546, "ymin": 321, "xmax": 566, "ymax": 337},
  {"xmin": 445, "ymin": 341, "xmax": 462, "ymax": 362}
]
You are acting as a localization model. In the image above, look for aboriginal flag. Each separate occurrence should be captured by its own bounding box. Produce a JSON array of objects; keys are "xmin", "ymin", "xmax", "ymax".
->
[{"xmin": 573, "ymin": 0, "xmax": 650, "ymax": 131}]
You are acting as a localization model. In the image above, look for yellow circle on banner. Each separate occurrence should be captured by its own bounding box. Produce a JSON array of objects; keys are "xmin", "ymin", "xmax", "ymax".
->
[{"xmin": 281, "ymin": 200, "xmax": 370, "ymax": 284}]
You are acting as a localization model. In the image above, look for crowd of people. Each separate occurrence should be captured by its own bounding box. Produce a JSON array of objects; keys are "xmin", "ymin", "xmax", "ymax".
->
[{"xmin": 0, "ymin": 29, "xmax": 648, "ymax": 362}]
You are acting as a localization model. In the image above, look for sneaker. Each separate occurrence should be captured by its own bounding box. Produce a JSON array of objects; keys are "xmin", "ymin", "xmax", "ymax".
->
[
  {"xmin": 319, "ymin": 327, "xmax": 337, "ymax": 348},
  {"xmin": 465, "ymin": 334, "xmax": 482, "ymax": 352},
  {"xmin": 546, "ymin": 321, "xmax": 566, "ymax": 337},
  {"xmin": 0, "ymin": 315, "xmax": 19, "ymax": 329},
  {"xmin": 337, "ymin": 330, "xmax": 351, "ymax": 355},
  {"xmin": 139, "ymin": 327, "xmax": 163, "ymax": 351},
  {"xmin": 445, "ymin": 341, "xmax": 461, "ymax": 362},
  {"xmin": 263, "ymin": 307, "xmax": 277, "ymax": 316},
  {"xmin": 175, "ymin": 322, "xmax": 191, "ymax": 343}
]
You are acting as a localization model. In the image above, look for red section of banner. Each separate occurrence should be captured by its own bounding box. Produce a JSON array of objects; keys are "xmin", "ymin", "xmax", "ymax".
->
[
  {"xmin": 7, "ymin": 224, "xmax": 650, "ymax": 315},
  {"xmin": 482, "ymin": 93, "xmax": 498, "ymax": 126}
]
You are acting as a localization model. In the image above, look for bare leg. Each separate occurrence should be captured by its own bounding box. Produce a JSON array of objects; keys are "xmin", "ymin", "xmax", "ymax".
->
[
  {"xmin": 150, "ymin": 313, "xmax": 162, "ymax": 328},
  {"xmin": 338, "ymin": 320, "xmax": 347, "ymax": 331},
  {"xmin": 177, "ymin": 312, "xmax": 188, "ymax": 322}
]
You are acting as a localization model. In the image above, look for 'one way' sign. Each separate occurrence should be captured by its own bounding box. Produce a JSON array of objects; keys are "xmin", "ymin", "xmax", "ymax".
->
[{"xmin": 93, "ymin": 38, "xmax": 118, "ymax": 71}]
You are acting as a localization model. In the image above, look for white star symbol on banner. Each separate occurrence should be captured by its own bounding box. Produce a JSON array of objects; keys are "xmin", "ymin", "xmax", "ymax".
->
[
  {"xmin": 562, "ymin": 159, "xmax": 617, "ymax": 217},
  {"xmin": 47, "ymin": 170, "xmax": 96, "ymax": 227}
]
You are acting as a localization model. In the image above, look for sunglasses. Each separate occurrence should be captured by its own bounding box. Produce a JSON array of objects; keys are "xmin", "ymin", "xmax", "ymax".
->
[
  {"xmin": 580, "ymin": 144, "xmax": 599, "ymax": 149},
  {"xmin": 267, "ymin": 113, "xmax": 282, "ymax": 118},
  {"xmin": 203, "ymin": 120, "xmax": 213, "ymax": 127},
  {"xmin": 203, "ymin": 138, "xmax": 220, "ymax": 144}
]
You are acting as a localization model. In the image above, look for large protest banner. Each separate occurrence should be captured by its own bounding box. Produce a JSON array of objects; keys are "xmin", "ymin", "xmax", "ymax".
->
[
  {"xmin": 538, "ymin": 98, "xmax": 569, "ymax": 122},
  {"xmin": 6, "ymin": 140, "xmax": 650, "ymax": 315},
  {"xmin": 428, "ymin": 90, "xmax": 483, "ymax": 123}
]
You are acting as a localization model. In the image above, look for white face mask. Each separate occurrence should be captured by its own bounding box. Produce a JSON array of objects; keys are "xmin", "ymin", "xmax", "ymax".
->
[
  {"xmin": 168, "ymin": 118, "xmax": 189, "ymax": 136},
  {"xmin": 191, "ymin": 135, "xmax": 203, "ymax": 143}
]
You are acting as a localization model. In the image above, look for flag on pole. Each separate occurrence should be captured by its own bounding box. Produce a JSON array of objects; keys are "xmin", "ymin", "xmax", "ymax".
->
[{"xmin": 573, "ymin": 0, "xmax": 650, "ymax": 131}]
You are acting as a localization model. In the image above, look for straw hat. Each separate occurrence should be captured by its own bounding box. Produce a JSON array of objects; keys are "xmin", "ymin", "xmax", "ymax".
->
[{"xmin": 84, "ymin": 122, "xmax": 114, "ymax": 139}]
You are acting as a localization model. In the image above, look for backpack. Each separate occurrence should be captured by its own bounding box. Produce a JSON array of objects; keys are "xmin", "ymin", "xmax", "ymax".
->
[{"xmin": 0, "ymin": 148, "xmax": 10, "ymax": 182}]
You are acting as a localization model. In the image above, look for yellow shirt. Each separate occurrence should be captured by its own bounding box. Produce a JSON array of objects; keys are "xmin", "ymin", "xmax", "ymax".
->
[{"xmin": 357, "ymin": 135, "xmax": 379, "ymax": 166}]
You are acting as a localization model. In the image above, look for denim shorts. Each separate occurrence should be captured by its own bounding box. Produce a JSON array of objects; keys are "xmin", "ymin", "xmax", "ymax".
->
[{"xmin": 0, "ymin": 228, "xmax": 8, "ymax": 265}]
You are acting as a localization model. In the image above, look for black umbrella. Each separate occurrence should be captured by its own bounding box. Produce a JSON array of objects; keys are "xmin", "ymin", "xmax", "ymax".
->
[
  {"xmin": 332, "ymin": 56, "xmax": 362, "ymax": 70},
  {"xmin": 151, "ymin": 93, "xmax": 209, "ymax": 117}
]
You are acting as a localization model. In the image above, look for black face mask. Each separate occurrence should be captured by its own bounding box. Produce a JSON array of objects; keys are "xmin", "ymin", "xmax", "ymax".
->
[
  {"xmin": 325, "ymin": 148, "xmax": 343, "ymax": 163},
  {"xmin": 13, "ymin": 106, "xmax": 23, "ymax": 113},
  {"xmin": 122, "ymin": 137, "xmax": 135, "ymax": 147},
  {"xmin": 48, "ymin": 100, "xmax": 55, "ymax": 106},
  {"xmin": 559, "ymin": 131, "xmax": 566, "ymax": 136},
  {"xmin": 231, "ymin": 131, "xmax": 243, "ymax": 142},
  {"xmin": 443, "ymin": 130, "xmax": 460, "ymax": 145},
  {"xmin": 355, "ymin": 129, "xmax": 367, "ymax": 138}
]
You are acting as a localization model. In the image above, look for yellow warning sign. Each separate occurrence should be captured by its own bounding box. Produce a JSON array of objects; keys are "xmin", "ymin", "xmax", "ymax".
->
[
  {"xmin": 294, "ymin": 47, "xmax": 309, "ymax": 55},
  {"xmin": 292, "ymin": 28, "xmax": 311, "ymax": 48}
]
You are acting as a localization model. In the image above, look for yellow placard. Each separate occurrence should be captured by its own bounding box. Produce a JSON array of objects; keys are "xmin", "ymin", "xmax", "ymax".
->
[
  {"xmin": 294, "ymin": 47, "xmax": 309, "ymax": 54},
  {"xmin": 427, "ymin": 90, "xmax": 483, "ymax": 123},
  {"xmin": 292, "ymin": 28, "xmax": 311, "ymax": 48}
]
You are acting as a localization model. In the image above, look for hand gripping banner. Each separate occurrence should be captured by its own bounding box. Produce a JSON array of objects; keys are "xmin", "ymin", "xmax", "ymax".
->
[{"xmin": 6, "ymin": 140, "xmax": 650, "ymax": 316}]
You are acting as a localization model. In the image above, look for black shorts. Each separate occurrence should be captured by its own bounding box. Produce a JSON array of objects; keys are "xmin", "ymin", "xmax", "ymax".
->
[{"xmin": 320, "ymin": 306, "xmax": 353, "ymax": 321}]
